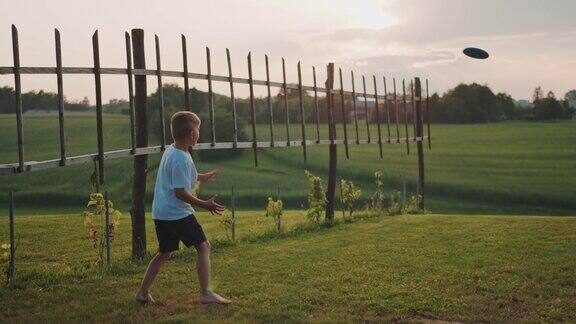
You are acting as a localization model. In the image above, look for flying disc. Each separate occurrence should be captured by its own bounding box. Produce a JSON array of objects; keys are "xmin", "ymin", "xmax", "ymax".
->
[{"xmin": 463, "ymin": 47, "xmax": 489, "ymax": 59}]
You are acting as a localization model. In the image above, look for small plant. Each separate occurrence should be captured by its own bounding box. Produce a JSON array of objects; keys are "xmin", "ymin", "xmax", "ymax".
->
[
  {"xmin": 219, "ymin": 209, "xmax": 234, "ymax": 241},
  {"xmin": 370, "ymin": 170, "xmax": 386, "ymax": 211},
  {"xmin": 340, "ymin": 179, "xmax": 362, "ymax": 222},
  {"xmin": 386, "ymin": 190, "xmax": 403, "ymax": 216},
  {"xmin": 1, "ymin": 242, "xmax": 10, "ymax": 283},
  {"xmin": 305, "ymin": 170, "xmax": 327, "ymax": 224},
  {"xmin": 81, "ymin": 193, "xmax": 122, "ymax": 265},
  {"xmin": 265, "ymin": 197, "xmax": 283, "ymax": 232},
  {"xmin": 402, "ymin": 195, "xmax": 425, "ymax": 214}
]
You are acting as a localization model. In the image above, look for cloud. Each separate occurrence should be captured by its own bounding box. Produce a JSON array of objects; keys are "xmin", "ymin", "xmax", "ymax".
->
[{"xmin": 1, "ymin": 0, "xmax": 575, "ymax": 101}]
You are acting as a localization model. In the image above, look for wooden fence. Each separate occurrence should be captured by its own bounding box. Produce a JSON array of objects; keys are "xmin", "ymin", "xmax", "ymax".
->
[
  {"xmin": 1, "ymin": 26, "xmax": 432, "ymax": 259},
  {"xmin": 0, "ymin": 25, "xmax": 431, "ymax": 176}
]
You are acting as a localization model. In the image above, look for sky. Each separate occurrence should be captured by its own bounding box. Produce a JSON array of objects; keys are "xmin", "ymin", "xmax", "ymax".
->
[{"xmin": 1, "ymin": 0, "xmax": 575, "ymax": 103}]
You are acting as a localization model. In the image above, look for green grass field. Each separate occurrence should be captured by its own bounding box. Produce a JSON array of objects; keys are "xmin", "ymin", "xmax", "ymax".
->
[
  {"xmin": 1, "ymin": 113, "xmax": 575, "ymax": 215},
  {"xmin": 0, "ymin": 211, "xmax": 574, "ymax": 322},
  {"xmin": 1, "ymin": 113, "xmax": 575, "ymax": 321}
]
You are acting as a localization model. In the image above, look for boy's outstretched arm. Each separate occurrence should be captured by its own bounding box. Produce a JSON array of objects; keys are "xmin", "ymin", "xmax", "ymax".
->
[
  {"xmin": 174, "ymin": 188, "xmax": 225, "ymax": 215},
  {"xmin": 197, "ymin": 169, "xmax": 220, "ymax": 183}
]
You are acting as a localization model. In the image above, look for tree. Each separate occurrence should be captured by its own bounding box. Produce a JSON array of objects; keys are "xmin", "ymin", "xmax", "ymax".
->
[
  {"xmin": 496, "ymin": 92, "xmax": 517, "ymax": 120},
  {"xmin": 533, "ymin": 94, "xmax": 563, "ymax": 120},
  {"xmin": 532, "ymin": 86, "xmax": 544, "ymax": 103},
  {"xmin": 0, "ymin": 86, "xmax": 90, "ymax": 114},
  {"xmin": 432, "ymin": 83, "xmax": 502, "ymax": 123},
  {"xmin": 104, "ymin": 99, "xmax": 130, "ymax": 114},
  {"xmin": 564, "ymin": 90, "xmax": 576, "ymax": 118},
  {"xmin": 147, "ymin": 83, "xmax": 248, "ymax": 161}
]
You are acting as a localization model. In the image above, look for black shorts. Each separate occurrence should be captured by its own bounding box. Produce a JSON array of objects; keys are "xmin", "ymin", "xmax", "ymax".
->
[{"xmin": 153, "ymin": 214, "xmax": 207, "ymax": 253}]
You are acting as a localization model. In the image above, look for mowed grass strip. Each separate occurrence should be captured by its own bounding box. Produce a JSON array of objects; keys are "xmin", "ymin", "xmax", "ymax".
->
[
  {"xmin": 0, "ymin": 211, "xmax": 574, "ymax": 322},
  {"xmin": 1, "ymin": 114, "xmax": 576, "ymax": 215}
]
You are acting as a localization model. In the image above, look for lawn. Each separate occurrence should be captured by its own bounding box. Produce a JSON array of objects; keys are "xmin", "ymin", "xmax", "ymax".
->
[
  {"xmin": 0, "ymin": 210, "xmax": 575, "ymax": 322},
  {"xmin": 1, "ymin": 113, "xmax": 575, "ymax": 215}
]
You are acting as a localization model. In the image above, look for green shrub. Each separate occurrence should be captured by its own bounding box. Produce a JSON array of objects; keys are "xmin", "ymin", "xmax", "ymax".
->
[
  {"xmin": 305, "ymin": 171, "xmax": 327, "ymax": 224},
  {"xmin": 1, "ymin": 242, "xmax": 10, "ymax": 283},
  {"xmin": 402, "ymin": 195, "xmax": 425, "ymax": 214},
  {"xmin": 370, "ymin": 170, "xmax": 386, "ymax": 211},
  {"xmin": 385, "ymin": 190, "xmax": 403, "ymax": 216},
  {"xmin": 81, "ymin": 193, "xmax": 122, "ymax": 265},
  {"xmin": 219, "ymin": 209, "xmax": 234, "ymax": 240},
  {"xmin": 340, "ymin": 179, "xmax": 362, "ymax": 222},
  {"xmin": 265, "ymin": 197, "xmax": 283, "ymax": 232}
]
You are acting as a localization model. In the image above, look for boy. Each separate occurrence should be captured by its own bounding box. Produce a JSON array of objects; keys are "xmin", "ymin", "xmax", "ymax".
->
[{"xmin": 135, "ymin": 111, "xmax": 230, "ymax": 305}]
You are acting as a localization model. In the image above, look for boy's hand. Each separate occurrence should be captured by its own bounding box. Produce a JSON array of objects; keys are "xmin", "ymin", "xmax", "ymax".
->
[
  {"xmin": 203, "ymin": 195, "xmax": 226, "ymax": 215},
  {"xmin": 199, "ymin": 169, "xmax": 220, "ymax": 183}
]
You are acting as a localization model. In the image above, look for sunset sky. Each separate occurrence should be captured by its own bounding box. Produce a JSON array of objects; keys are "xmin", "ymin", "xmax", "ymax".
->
[{"xmin": 1, "ymin": 0, "xmax": 574, "ymax": 102}]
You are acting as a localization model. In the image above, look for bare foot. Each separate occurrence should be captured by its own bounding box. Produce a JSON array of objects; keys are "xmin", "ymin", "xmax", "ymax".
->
[
  {"xmin": 134, "ymin": 292, "xmax": 156, "ymax": 304},
  {"xmin": 200, "ymin": 291, "xmax": 231, "ymax": 304}
]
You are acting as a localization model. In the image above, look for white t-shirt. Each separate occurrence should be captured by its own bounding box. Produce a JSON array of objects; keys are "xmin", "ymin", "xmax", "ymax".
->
[{"xmin": 152, "ymin": 144, "xmax": 197, "ymax": 220}]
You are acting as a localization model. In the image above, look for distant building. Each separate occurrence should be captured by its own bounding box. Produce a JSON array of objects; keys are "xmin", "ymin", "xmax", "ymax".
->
[
  {"xmin": 347, "ymin": 100, "xmax": 376, "ymax": 122},
  {"xmin": 515, "ymin": 99, "xmax": 534, "ymax": 109},
  {"xmin": 277, "ymin": 85, "xmax": 300, "ymax": 99}
]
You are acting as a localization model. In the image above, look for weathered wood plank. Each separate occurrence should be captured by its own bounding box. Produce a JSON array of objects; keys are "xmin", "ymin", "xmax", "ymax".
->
[
  {"xmin": 247, "ymin": 52, "xmax": 258, "ymax": 167},
  {"xmin": 362, "ymin": 75, "xmax": 371, "ymax": 143},
  {"xmin": 181, "ymin": 35, "xmax": 190, "ymax": 111},
  {"xmin": 206, "ymin": 47, "xmax": 216, "ymax": 146},
  {"xmin": 426, "ymin": 78, "xmax": 432, "ymax": 149},
  {"xmin": 339, "ymin": 68, "xmax": 350, "ymax": 159},
  {"xmin": 125, "ymin": 32, "xmax": 136, "ymax": 153},
  {"xmin": 411, "ymin": 79, "xmax": 417, "ymax": 141},
  {"xmin": 266, "ymin": 55, "xmax": 274, "ymax": 146},
  {"xmin": 226, "ymin": 49, "xmax": 238, "ymax": 147},
  {"xmin": 373, "ymin": 75, "xmax": 383, "ymax": 158},
  {"xmin": 325, "ymin": 63, "xmax": 337, "ymax": 224},
  {"xmin": 297, "ymin": 61, "xmax": 307, "ymax": 162},
  {"xmin": 383, "ymin": 76, "xmax": 391, "ymax": 143},
  {"xmin": 55, "ymin": 29, "xmax": 66, "ymax": 166},
  {"xmin": 313, "ymin": 66, "xmax": 320, "ymax": 144},
  {"xmin": 131, "ymin": 28, "xmax": 148, "ymax": 260},
  {"xmin": 282, "ymin": 58, "xmax": 290, "ymax": 146},
  {"xmin": 351, "ymin": 71, "xmax": 359, "ymax": 144},
  {"xmin": 92, "ymin": 30, "xmax": 105, "ymax": 185},
  {"xmin": 154, "ymin": 35, "xmax": 166, "ymax": 151},
  {"xmin": 393, "ymin": 78, "xmax": 400, "ymax": 143},
  {"xmin": 402, "ymin": 79, "xmax": 410, "ymax": 155},
  {"xmin": 11, "ymin": 25, "xmax": 24, "ymax": 173},
  {"xmin": 415, "ymin": 77, "xmax": 426, "ymax": 209},
  {"xmin": 0, "ymin": 65, "xmax": 424, "ymax": 102}
]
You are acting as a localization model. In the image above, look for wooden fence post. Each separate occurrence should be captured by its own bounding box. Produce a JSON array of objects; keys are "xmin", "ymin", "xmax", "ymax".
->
[
  {"xmin": 54, "ymin": 29, "xmax": 66, "ymax": 166},
  {"xmin": 325, "ymin": 63, "xmax": 336, "ymax": 224},
  {"xmin": 231, "ymin": 185, "xmax": 236, "ymax": 242},
  {"xmin": 415, "ymin": 78, "xmax": 426, "ymax": 209},
  {"xmin": 130, "ymin": 29, "xmax": 148, "ymax": 260},
  {"xmin": 104, "ymin": 191, "xmax": 111, "ymax": 266},
  {"xmin": 11, "ymin": 25, "xmax": 25, "ymax": 173},
  {"xmin": 92, "ymin": 31, "xmax": 105, "ymax": 186}
]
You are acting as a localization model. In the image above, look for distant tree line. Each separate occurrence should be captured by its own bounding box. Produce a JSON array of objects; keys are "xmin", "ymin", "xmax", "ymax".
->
[
  {"xmin": 0, "ymin": 86, "xmax": 91, "ymax": 114},
  {"xmin": 2, "ymin": 82, "xmax": 574, "ymax": 124},
  {"xmin": 428, "ymin": 83, "xmax": 575, "ymax": 123}
]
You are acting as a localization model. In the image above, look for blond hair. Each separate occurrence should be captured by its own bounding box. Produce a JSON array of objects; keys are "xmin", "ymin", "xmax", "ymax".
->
[{"xmin": 170, "ymin": 111, "xmax": 201, "ymax": 140}]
